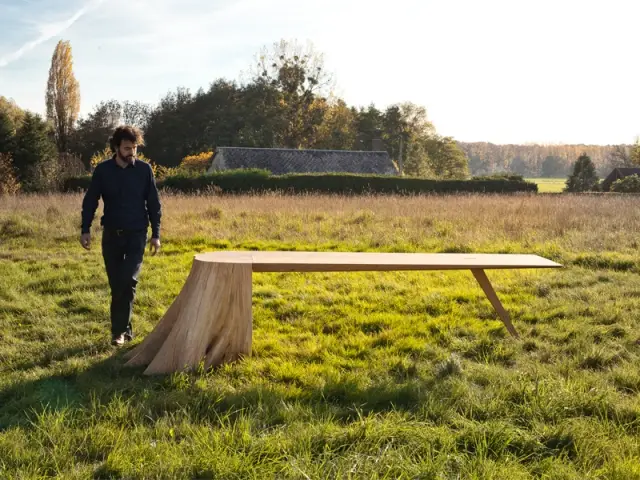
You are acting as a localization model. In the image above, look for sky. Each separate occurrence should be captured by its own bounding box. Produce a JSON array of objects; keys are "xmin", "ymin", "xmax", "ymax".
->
[{"xmin": 0, "ymin": 0, "xmax": 638, "ymax": 145}]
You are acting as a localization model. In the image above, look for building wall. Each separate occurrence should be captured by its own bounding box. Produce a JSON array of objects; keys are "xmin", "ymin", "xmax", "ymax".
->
[{"xmin": 207, "ymin": 151, "xmax": 226, "ymax": 173}]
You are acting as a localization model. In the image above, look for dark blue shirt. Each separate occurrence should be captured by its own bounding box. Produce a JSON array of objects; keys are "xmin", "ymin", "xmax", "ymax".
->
[{"xmin": 81, "ymin": 157, "xmax": 162, "ymax": 238}]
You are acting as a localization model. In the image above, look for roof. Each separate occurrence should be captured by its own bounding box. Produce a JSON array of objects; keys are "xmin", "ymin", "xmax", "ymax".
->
[
  {"xmin": 209, "ymin": 147, "xmax": 397, "ymax": 175},
  {"xmin": 607, "ymin": 167, "xmax": 640, "ymax": 176},
  {"xmin": 602, "ymin": 167, "xmax": 640, "ymax": 189}
]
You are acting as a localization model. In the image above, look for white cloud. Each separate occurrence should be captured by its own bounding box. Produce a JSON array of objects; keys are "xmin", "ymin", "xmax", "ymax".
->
[{"xmin": 0, "ymin": 0, "xmax": 106, "ymax": 68}]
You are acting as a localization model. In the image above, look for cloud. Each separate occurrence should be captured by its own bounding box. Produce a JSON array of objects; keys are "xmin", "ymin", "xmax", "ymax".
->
[{"xmin": 0, "ymin": 0, "xmax": 105, "ymax": 68}]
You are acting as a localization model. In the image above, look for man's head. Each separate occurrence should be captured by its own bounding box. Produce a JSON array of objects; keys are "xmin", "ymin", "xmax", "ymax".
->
[{"xmin": 109, "ymin": 125, "xmax": 145, "ymax": 165}]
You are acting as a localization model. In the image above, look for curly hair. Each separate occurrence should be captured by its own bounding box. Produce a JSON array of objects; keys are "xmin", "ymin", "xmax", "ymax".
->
[{"xmin": 109, "ymin": 125, "xmax": 145, "ymax": 153}]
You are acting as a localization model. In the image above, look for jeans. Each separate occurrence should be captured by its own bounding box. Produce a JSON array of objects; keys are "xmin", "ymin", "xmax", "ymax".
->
[{"xmin": 101, "ymin": 228, "xmax": 147, "ymax": 339}]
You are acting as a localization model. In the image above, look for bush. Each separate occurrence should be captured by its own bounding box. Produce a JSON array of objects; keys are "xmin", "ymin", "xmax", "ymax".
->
[
  {"xmin": 473, "ymin": 173, "xmax": 525, "ymax": 182},
  {"xmin": 0, "ymin": 153, "xmax": 21, "ymax": 195},
  {"xmin": 151, "ymin": 170, "xmax": 537, "ymax": 195},
  {"xmin": 159, "ymin": 169, "xmax": 271, "ymax": 193},
  {"xmin": 63, "ymin": 169, "xmax": 538, "ymax": 195},
  {"xmin": 90, "ymin": 146, "xmax": 112, "ymax": 170},
  {"xmin": 63, "ymin": 170, "xmax": 538, "ymax": 195},
  {"xmin": 89, "ymin": 147, "xmax": 176, "ymax": 180},
  {"xmin": 63, "ymin": 175, "xmax": 91, "ymax": 192},
  {"xmin": 179, "ymin": 151, "xmax": 213, "ymax": 173},
  {"xmin": 611, "ymin": 174, "xmax": 640, "ymax": 193}
]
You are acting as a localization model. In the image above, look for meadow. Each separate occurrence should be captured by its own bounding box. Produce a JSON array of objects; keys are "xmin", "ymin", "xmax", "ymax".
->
[
  {"xmin": 524, "ymin": 179, "xmax": 566, "ymax": 194},
  {"xmin": 1, "ymin": 192, "xmax": 640, "ymax": 479}
]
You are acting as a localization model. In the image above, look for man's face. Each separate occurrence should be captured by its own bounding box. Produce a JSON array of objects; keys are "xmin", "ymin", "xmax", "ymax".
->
[{"xmin": 118, "ymin": 140, "xmax": 137, "ymax": 164}]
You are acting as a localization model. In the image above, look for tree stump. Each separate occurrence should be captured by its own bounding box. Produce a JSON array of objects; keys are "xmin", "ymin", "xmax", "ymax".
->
[{"xmin": 124, "ymin": 257, "xmax": 252, "ymax": 375}]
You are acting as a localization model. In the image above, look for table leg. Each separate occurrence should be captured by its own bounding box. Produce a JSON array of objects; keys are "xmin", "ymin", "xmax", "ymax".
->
[
  {"xmin": 471, "ymin": 269, "xmax": 519, "ymax": 338},
  {"xmin": 125, "ymin": 260, "xmax": 253, "ymax": 375}
]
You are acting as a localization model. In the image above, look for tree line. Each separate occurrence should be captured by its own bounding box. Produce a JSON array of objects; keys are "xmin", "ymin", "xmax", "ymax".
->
[
  {"xmin": 1, "ymin": 38, "xmax": 637, "ymax": 195},
  {"xmin": 459, "ymin": 142, "xmax": 640, "ymax": 178},
  {"xmin": 0, "ymin": 39, "xmax": 469, "ymax": 193}
]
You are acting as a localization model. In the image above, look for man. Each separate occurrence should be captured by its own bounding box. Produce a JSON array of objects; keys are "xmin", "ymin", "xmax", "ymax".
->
[{"xmin": 80, "ymin": 125, "xmax": 162, "ymax": 346}]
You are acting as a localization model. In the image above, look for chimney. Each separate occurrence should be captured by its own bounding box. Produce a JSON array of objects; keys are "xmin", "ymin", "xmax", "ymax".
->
[{"xmin": 372, "ymin": 138, "xmax": 384, "ymax": 151}]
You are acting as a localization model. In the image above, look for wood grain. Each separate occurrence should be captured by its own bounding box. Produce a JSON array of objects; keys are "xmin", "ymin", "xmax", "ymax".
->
[
  {"xmin": 125, "ymin": 260, "xmax": 252, "ymax": 375},
  {"xmin": 195, "ymin": 251, "xmax": 563, "ymax": 272},
  {"xmin": 127, "ymin": 251, "xmax": 561, "ymax": 375}
]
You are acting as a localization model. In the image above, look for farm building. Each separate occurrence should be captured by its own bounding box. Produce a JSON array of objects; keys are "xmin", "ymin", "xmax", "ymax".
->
[
  {"xmin": 601, "ymin": 167, "xmax": 640, "ymax": 191},
  {"xmin": 206, "ymin": 147, "xmax": 398, "ymax": 176}
]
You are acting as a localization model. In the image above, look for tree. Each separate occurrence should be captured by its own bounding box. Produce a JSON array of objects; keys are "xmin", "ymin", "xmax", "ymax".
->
[
  {"xmin": 403, "ymin": 138, "xmax": 433, "ymax": 177},
  {"xmin": 0, "ymin": 109, "xmax": 16, "ymax": 155},
  {"xmin": 253, "ymin": 39, "xmax": 333, "ymax": 98},
  {"xmin": 13, "ymin": 112, "xmax": 57, "ymax": 190},
  {"xmin": 426, "ymin": 136, "xmax": 469, "ymax": 179},
  {"xmin": 143, "ymin": 87, "xmax": 197, "ymax": 166},
  {"xmin": 313, "ymin": 97, "xmax": 357, "ymax": 150},
  {"xmin": 0, "ymin": 153, "xmax": 20, "ymax": 195},
  {"xmin": 565, "ymin": 154, "xmax": 599, "ymax": 192},
  {"xmin": 541, "ymin": 155, "xmax": 568, "ymax": 177},
  {"xmin": 631, "ymin": 138, "xmax": 640, "ymax": 166},
  {"xmin": 0, "ymin": 96, "xmax": 25, "ymax": 129},
  {"xmin": 72, "ymin": 100, "xmax": 122, "ymax": 166},
  {"xmin": 354, "ymin": 104, "xmax": 384, "ymax": 150},
  {"xmin": 237, "ymin": 80, "xmax": 287, "ymax": 148},
  {"xmin": 122, "ymin": 100, "xmax": 152, "ymax": 129},
  {"xmin": 606, "ymin": 145, "xmax": 633, "ymax": 169},
  {"xmin": 250, "ymin": 39, "xmax": 333, "ymax": 148},
  {"xmin": 509, "ymin": 156, "xmax": 528, "ymax": 176},
  {"xmin": 46, "ymin": 40, "xmax": 80, "ymax": 152}
]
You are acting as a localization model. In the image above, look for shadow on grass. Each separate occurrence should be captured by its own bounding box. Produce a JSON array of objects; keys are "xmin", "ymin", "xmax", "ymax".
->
[
  {"xmin": 0, "ymin": 341, "xmax": 447, "ymax": 434},
  {"xmin": 0, "ymin": 337, "xmax": 616, "ymax": 479}
]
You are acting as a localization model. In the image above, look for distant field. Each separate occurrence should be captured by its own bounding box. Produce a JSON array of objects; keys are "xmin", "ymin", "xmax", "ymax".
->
[{"xmin": 526, "ymin": 178, "xmax": 566, "ymax": 193}]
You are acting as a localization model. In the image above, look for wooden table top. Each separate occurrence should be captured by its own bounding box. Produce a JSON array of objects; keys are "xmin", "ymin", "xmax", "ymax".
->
[{"xmin": 194, "ymin": 251, "xmax": 563, "ymax": 272}]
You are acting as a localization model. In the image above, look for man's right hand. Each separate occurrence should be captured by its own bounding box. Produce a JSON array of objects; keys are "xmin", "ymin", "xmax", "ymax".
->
[{"xmin": 80, "ymin": 233, "xmax": 91, "ymax": 250}]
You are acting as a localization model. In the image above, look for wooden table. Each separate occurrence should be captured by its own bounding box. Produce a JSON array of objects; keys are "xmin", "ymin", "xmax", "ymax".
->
[{"xmin": 124, "ymin": 251, "xmax": 562, "ymax": 375}]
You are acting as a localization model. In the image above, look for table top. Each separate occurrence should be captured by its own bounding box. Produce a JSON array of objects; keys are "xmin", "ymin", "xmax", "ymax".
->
[{"xmin": 194, "ymin": 251, "xmax": 563, "ymax": 272}]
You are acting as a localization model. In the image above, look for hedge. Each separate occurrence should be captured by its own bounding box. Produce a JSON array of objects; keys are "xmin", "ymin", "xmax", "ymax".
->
[{"xmin": 63, "ymin": 169, "xmax": 538, "ymax": 195}]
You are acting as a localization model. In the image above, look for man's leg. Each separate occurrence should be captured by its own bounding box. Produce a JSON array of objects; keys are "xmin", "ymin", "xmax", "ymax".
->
[
  {"xmin": 102, "ymin": 229, "xmax": 126, "ymax": 340},
  {"xmin": 118, "ymin": 231, "xmax": 147, "ymax": 340}
]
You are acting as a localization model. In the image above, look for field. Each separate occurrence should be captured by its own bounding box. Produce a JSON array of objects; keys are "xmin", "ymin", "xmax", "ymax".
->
[
  {"xmin": 1, "ymin": 192, "xmax": 640, "ymax": 479},
  {"xmin": 525, "ymin": 178, "xmax": 566, "ymax": 193}
]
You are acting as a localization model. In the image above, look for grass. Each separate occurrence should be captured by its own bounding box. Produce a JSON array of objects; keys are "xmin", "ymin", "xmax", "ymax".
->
[
  {"xmin": 525, "ymin": 178, "xmax": 566, "ymax": 193},
  {"xmin": 1, "ymin": 192, "xmax": 640, "ymax": 479}
]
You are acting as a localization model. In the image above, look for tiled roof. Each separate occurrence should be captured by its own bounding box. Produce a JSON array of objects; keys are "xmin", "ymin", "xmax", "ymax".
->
[{"xmin": 209, "ymin": 147, "xmax": 397, "ymax": 175}]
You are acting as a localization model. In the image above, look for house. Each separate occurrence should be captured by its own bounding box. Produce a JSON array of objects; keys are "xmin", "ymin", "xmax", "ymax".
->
[
  {"xmin": 207, "ymin": 147, "xmax": 398, "ymax": 176},
  {"xmin": 602, "ymin": 167, "xmax": 640, "ymax": 191}
]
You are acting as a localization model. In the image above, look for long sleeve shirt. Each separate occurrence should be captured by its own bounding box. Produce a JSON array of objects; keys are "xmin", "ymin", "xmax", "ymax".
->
[{"xmin": 81, "ymin": 157, "xmax": 162, "ymax": 238}]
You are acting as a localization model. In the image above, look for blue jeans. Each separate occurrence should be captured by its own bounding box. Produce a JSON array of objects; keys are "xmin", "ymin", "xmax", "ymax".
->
[{"xmin": 101, "ymin": 228, "xmax": 147, "ymax": 339}]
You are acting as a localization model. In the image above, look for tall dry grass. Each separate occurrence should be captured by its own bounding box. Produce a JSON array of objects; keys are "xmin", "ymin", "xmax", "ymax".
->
[{"xmin": 1, "ymin": 192, "xmax": 639, "ymax": 256}]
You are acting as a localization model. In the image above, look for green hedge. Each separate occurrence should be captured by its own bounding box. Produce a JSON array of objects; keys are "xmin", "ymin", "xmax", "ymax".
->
[{"xmin": 63, "ymin": 169, "xmax": 538, "ymax": 195}]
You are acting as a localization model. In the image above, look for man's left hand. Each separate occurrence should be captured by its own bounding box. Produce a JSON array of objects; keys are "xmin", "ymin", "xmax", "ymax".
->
[{"xmin": 150, "ymin": 237, "xmax": 161, "ymax": 255}]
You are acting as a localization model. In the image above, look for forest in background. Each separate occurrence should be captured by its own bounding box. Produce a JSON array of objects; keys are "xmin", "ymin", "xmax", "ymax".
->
[
  {"xmin": 459, "ymin": 142, "xmax": 634, "ymax": 178},
  {"xmin": 1, "ymin": 38, "xmax": 638, "ymax": 194}
]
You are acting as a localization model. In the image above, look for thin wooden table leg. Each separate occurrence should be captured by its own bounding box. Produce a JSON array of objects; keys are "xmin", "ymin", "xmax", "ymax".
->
[{"xmin": 471, "ymin": 269, "xmax": 519, "ymax": 338}]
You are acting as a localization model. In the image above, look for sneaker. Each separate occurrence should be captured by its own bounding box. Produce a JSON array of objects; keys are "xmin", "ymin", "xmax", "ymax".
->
[{"xmin": 111, "ymin": 334, "xmax": 125, "ymax": 346}]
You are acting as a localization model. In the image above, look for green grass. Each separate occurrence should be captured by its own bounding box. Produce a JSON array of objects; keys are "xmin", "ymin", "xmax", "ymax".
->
[
  {"xmin": 1, "ymin": 192, "xmax": 640, "ymax": 479},
  {"xmin": 525, "ymin": 178, "xmax": 566, "ymax": 193}
]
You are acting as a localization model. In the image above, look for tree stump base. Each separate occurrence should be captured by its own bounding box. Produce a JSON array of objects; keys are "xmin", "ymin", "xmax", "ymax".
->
[{"xmin": 124, "ymin": 258, "xmax": 252, "ymax": 375}]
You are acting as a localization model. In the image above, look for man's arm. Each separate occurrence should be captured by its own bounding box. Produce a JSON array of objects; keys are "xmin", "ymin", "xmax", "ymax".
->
[
  {"xmin": 81, "ymin": 166, "xmax": 102, "ymax": 234},
  {"xmin": 146, "ymin": 164, "xmax": 162, "ymax": 239}
]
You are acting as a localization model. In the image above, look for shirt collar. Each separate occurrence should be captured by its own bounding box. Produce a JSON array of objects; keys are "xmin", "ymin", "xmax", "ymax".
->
[{"xmin": 113, "ymin": 155, "xmax": 136, "ymax": 169}]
